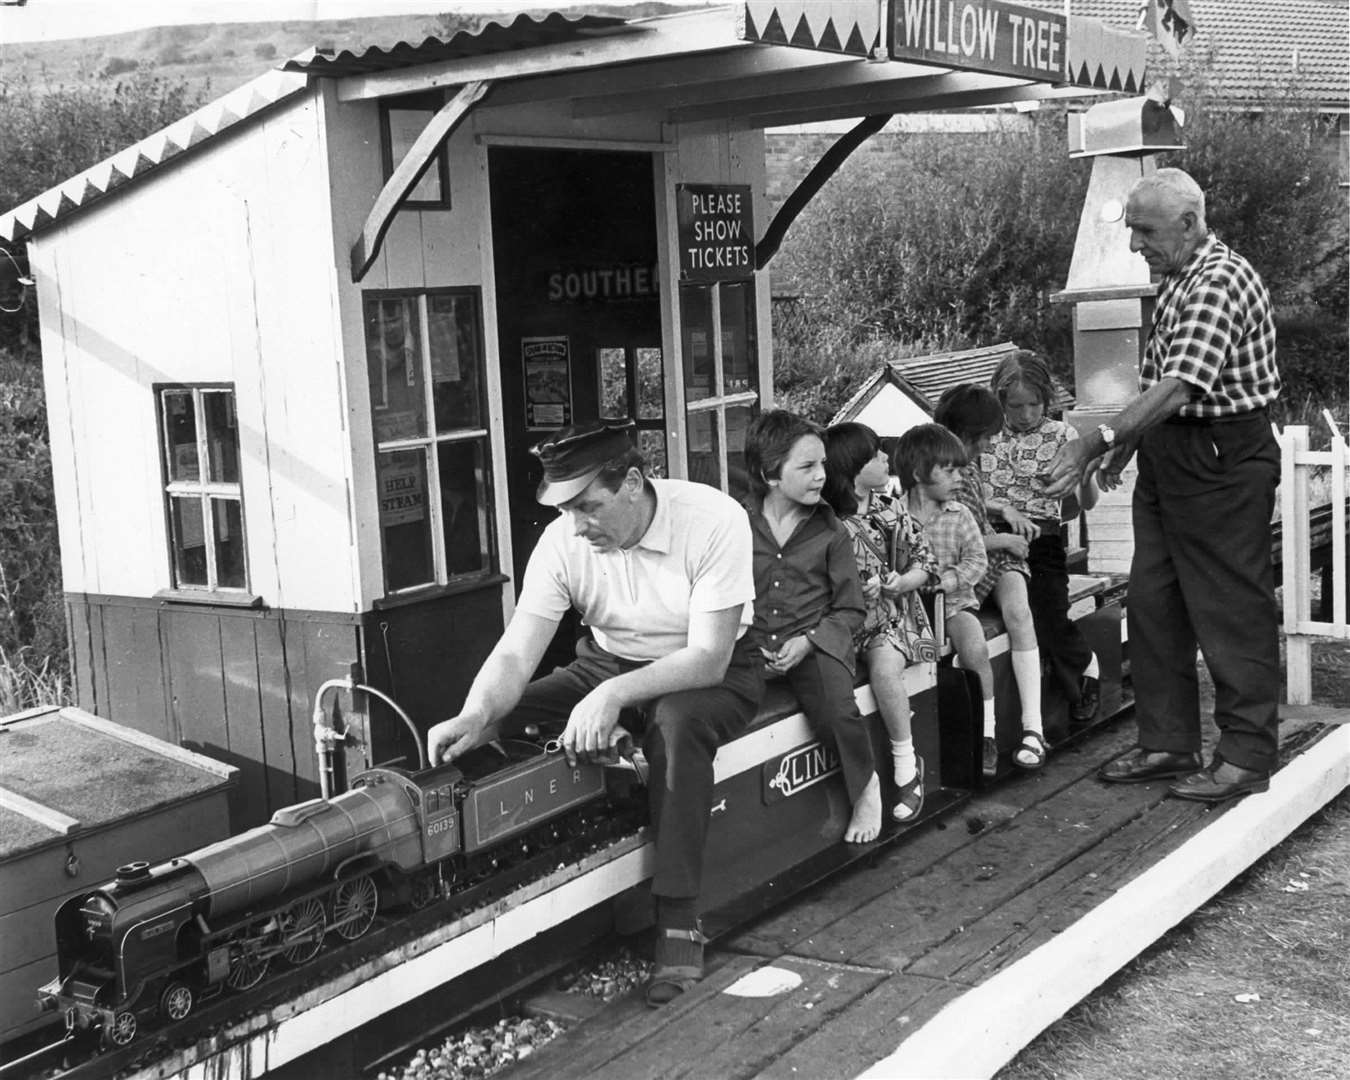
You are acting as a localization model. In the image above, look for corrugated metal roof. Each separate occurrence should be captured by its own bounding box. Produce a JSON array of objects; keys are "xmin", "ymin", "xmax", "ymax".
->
[
  {"xmin": 1047, "ymin": 0, "xmax": 1349, "ymax": 107},
  {"xmin": 282, "ymin": 10, "xmax": 632, "ymax": 79}
]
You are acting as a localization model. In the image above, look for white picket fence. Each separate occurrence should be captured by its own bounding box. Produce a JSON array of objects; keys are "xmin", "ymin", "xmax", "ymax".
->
[{"xmin": 1278, "ymin": 422, "xmax": 1349, "ymax": 704}]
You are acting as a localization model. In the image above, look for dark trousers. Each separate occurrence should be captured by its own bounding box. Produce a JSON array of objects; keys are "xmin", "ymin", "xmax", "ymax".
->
[
  {"xmin": 1128, "ymin": 414, "xmax": 1281, "ymax": 771},
  {"xmin": 774, "ymin": 650, "xmax": 876, "ymax": 803},
  {"xmin": 502, "ymin": 635, "xmax": 763, "ymax": 900},
  {"xmin": 1027, "ymin": 525, "xmax": 1094, "ymax": 702}
]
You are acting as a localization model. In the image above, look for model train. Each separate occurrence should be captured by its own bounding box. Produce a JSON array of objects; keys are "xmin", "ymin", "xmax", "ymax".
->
[{"xmin": 36, "ymin": 738, "xmax": 632, "ymax": 1049}]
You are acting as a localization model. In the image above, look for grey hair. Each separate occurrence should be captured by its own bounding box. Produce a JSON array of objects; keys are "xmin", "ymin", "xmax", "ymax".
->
[{"xmin": 1130, "ymin": 167, "xmax": 1207, "ymax": 229}]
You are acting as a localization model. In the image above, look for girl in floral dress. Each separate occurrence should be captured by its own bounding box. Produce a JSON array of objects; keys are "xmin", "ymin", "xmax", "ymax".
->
[{"xmin": 824, "ymin": 422, "xmax": 939, "ymax": 821}]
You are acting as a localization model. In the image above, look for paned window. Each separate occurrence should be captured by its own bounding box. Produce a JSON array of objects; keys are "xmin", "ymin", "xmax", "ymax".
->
[
  {"xmin": 365, "ymin": 289, "xmax": 493, "ymax": 595},
  {"xmin": 680, "ymin": 280, "xmax": 758, "ymax": 499},
  {"xmin": 597, "ymin": 345, "xmax": 667, "ymax": 477},
  {"xmin": 158, "ymin": 386, "xmax": 248, "ymax": 592}
]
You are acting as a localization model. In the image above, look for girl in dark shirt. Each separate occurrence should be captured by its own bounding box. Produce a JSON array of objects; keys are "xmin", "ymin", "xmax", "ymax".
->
[{"xmin": 744, "ymin": 410, "xmax": 881, "ymax": 844}]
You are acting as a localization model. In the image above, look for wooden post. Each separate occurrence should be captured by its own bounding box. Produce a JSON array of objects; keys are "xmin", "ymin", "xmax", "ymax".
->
[{"xmin": 1280, "ymin": 426, "xmax": 1311, "ymax": 704}]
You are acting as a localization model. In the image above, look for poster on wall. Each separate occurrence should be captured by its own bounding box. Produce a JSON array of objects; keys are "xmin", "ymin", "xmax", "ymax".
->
[{"xmin": 522, "ymin": 336, "xmax": 572, "ymax": 430}]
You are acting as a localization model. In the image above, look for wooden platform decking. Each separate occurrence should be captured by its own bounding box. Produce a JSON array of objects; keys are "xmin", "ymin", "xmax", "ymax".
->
[{"xmin": 506, "ymin": 703, "xmax": 1350, "ymax": 1080}]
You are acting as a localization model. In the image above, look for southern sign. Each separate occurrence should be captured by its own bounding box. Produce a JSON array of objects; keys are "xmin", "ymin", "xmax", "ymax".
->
[
  {"xmin": 676, "ymin": 184, "xmax": 754, "ymax": 282},
  {"xmin": 892, "ymin": 0, "xmax": 1067, "ymax": 82}
]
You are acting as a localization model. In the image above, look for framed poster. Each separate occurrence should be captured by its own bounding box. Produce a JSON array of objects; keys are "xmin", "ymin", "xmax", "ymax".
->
[{"xmin": 522, "ymin": 336, "xmax": 572, "ymax": 430}]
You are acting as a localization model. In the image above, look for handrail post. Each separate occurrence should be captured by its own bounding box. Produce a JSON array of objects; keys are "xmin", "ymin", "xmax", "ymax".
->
[{"xmin": 1280, "ymin": 425, "xmax": 1311, "ymax": 704}]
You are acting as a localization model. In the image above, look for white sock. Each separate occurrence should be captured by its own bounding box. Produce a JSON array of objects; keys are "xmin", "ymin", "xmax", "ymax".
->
[
  {"xmin": 1012, "ymin": 648, "xmax": 1043, "ymax": 735},
  {"xmin": 891, "ymin": 737, "xmax": 917, "ymax": 786},
  {"xmin": 983, "ymin": 698, "xmax": 997, "ymax": 739},
  {"xmin": 1083, "ymin": 652, "xmax": 1100, "ymax": 679}
]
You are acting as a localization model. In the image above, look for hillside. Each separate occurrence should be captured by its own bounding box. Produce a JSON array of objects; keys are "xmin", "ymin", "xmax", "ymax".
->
[{"xmin": 0, "ymin": 3, "xmax": 704, "ymax": 98}]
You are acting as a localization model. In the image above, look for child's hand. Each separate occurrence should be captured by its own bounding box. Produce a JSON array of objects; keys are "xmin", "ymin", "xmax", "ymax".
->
[
  {"xmin": 862, "ymin": 574, "xmax": 882, "ymax": 601},
  {"xmin": 764, "ymin": 635, "xmax": 814, "ymax": 675},
  {"xmin": 996, "ymin": 533, "xmax": 1030, "ymax": 559},
  {"xmin": 879, "ymin": 570, "xmax": 905, "ymax": 597},
  {"xmin": 1002, "ymin": 506, "xmax": 1040, "ymax": 539}
]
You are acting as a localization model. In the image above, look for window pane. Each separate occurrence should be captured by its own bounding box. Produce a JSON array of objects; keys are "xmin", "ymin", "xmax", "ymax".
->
[
  {"xmin": 635, "ymin": 347, "xmax": 664, "ymax": 420},
  {"xmin": 720, "ymin": 282, "xmax": 756, "ymax": 393},
  {"xmin": 638, "ymin": 429, "xmax": 667, "ymax": 479},
  {"xmin": 170, "ymin": 495, "xmax": 208, "ymax": 586},
  {"xmin": 203, "ymin": 391, "xmax": 239, "ymax": 483},
  {"xmin": 686, "ymin": 409, "xmax": 720, "ymax": 490},
  {"xmin": 680, "ymin": 286, "xmax": 714, "ymax": 403},
  {"xmin": 725, "ymin": 403, "xmax": 755, "ymax": 503},
  {"xmin": 429, "ymin": 293, "xmax": 482, "ymax": 432},
  {"xmin": 212, "ymin": 499, "xmax": 246, "ymax": 588},
  {"xmin": 365, "ymin": 296, "xmax": 427, "ymax": 443},
  {"xmin": 377, "ymin": 449, "xmax": 434, "ymax": 591},
  {"xmin": 163, "ymin": 390, "xmax": 199, "ymax": 481},
  {"xmin": 598, "ymin": 347, "xmax": 628, "ymax": 418},
  {"xmin": 438, "ymin": 440, "xmax": 490, "ymax": 577}
]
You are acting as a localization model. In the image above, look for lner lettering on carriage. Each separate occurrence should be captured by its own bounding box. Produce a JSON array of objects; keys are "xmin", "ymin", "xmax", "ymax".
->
[{"xmin": 763, "ymin": 740, "xmax": 842, "ymax": 803}]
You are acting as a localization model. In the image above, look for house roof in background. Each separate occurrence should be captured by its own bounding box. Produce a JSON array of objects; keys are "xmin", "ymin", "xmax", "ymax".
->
[
  {"xmin": 831, "ymin": 343, "xmax": 1075, "ymax": 429},
  {"xmin": 1056, "ymin": 0, "xmax": 1349, "ymax": 109}
]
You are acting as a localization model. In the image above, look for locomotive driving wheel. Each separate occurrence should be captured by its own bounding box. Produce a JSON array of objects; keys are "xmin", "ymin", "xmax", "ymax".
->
[
  {"xmin": 332, "ymin": 874, "xmax": 378, "ymax": 940},
  {"xmin": 159, "ymin": 981, "xmax": 194, "ymax": 1021},
  {"xmin": 105, "ymin": 1009, "xmax": 137, "ymax": 1047},
  {"xmin": 224, "ymin": 926, "xmax": 272, "ymax": 990},
  {"xmin": 279, "ymin": 897, "xmax": 326, "ymax": 964}
]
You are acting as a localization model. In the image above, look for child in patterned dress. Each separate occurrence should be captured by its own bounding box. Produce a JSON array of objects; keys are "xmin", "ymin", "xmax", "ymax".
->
[
  {"xmin": 892, "ymin": 424, "xmax": 998, "ymax": 774},
  {"xmin": 933, "ymin": 385, "xmax": 1047, "ymax": 776},
  {"xmin": 984, "ymin": 351, "xmax": 1101, "ymax": 723},
  {"xmin": 824, "ymin": 422, "xmax": 940, "ymax": 822}
]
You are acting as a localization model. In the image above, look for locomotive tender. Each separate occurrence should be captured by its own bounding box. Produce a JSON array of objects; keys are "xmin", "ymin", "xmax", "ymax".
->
[{"xmin": 38, "ymin": 743, "xmax": 614, "ymax": 1049}]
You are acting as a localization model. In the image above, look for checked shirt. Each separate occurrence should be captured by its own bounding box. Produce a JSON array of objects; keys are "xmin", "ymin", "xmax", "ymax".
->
[{"xmin": 1141, "ymin": 233, "xmax": 1280, "ymax": 418}]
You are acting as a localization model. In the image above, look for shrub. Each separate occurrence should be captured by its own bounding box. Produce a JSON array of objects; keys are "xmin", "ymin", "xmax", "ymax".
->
[
  {"xmin": 102, "ymin": 56, "xmax": 138, "ymax": 78},
  {"xmin": 253, "ymin": 42, "xmax": 277, "ymax": 60}
]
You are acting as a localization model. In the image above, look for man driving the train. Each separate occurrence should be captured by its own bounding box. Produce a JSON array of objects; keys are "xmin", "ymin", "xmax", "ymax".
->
[{"xmin": 425, "ymin": 418, "xmax": 764, "ymax": 1007}]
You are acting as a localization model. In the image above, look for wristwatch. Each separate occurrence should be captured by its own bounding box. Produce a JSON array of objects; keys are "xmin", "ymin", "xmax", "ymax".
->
[{"xmin": 1096, "ymin": 423, "xmax": 1116, "ymax": 450}]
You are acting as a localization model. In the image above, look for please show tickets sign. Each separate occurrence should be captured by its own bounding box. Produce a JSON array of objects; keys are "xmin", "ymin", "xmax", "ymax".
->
[
  {"xmin": 892, "ymin": 0, "xmax": 1067, "ymax": 82},
  {"xmin": 676, "ymin": 183, "xmax": 754, "ymax": 283}
]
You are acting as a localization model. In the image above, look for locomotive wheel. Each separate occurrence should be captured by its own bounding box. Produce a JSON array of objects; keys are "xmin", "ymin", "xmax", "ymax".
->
[
  {"xmin": 159, "ymin": 981, "xmax": 193, "ymax": 1021},
  {"xmin": 224, "ymin": 937, "xmax": 271, "ymax": 990},
  {"xmin": 332, "ymin": 875, "xmax": 378, "ymax": 940},
  {"xmin": 105, "ymin": 1010, "xmax": 137, "ymax": 1047},
  {"xmin": 279, "ymin": 898, "xmax": 326, "ymax": 964}
]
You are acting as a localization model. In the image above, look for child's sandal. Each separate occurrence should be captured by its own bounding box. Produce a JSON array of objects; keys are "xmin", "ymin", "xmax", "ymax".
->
[
  {"xmin": 892, "ymin": 755, "xmax": 926, "ymax": 822},
  {"xmin": 1014, "ymin": 730, "xmax": 1048, "ymax": 770}
]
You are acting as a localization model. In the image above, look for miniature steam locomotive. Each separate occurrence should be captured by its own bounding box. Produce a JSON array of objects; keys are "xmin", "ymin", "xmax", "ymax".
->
[{"xmin": 37, "ymin": 741, "xmax": 624, "ymax": 1049}]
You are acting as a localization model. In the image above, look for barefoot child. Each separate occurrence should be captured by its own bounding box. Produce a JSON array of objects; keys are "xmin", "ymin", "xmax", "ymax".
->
[
  {"xmin": 745, "ymin": 410, "xmax": 882, "ymax": 843},
  {"xmin": 929, "ymin": 384, "xmax": 1048, "ymax": 774},
  {"xmin": 824, "ymin": 422, "xmax": 939, "ymax": 822},
  {"xmin": 985, "ymin": 351, "xmax": 1101, "ymax": 723}
]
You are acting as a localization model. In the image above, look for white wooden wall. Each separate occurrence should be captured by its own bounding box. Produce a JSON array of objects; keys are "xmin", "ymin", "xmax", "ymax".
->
[{"xmin": 31, "ymin": 90, "xmax": 359, "ymax": 613}]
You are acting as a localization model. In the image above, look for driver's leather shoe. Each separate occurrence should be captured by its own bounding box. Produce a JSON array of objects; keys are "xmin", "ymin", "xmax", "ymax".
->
[
  {"xmin": 1097, "ymin": 747, "xmax": 1202, "ymax": 784},
  {"xmin": 1169, "ymin": 758, "xmax": 1271, "ymax": 803}
]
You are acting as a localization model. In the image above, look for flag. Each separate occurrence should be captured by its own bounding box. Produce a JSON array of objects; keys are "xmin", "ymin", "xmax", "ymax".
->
[{"xmin": 1142, "ymin": 0, "xmax": 1198, "ymax": 60}]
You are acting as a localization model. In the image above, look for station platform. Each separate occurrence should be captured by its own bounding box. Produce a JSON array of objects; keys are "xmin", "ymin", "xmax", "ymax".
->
[{"xmin": 505, "ymin": 702, "xmax": 1350, "ymax": 1080}]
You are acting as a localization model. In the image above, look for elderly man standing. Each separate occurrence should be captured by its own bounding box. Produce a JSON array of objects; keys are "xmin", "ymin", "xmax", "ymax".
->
[
  {"xmin": 426, "ymin": 418, "xmax": 763, "ymax": 1006},
  {"xmin": 1046, "ymin": 167, "xmax": 1281, "ymax": 802}
]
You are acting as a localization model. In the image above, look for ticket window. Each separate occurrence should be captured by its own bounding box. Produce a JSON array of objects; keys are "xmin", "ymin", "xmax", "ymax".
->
[{"xmin": 679, "ymin": 280, "xmax": 758, "ymax": 499}]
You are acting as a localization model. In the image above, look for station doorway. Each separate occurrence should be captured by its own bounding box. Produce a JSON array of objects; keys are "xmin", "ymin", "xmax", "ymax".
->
[{"xmin": 488, "ymin": 147, "xmax": 664, "ymax": 594}]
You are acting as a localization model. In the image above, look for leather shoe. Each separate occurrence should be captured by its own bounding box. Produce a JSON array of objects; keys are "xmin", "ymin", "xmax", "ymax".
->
[
  {"xmin": 1098, "ymin": 747, "xmax": 1202, "ymax": 784},
  {"xmin": 1169, "ymin": 758, "xmax": 1271, "ymax": 803}
]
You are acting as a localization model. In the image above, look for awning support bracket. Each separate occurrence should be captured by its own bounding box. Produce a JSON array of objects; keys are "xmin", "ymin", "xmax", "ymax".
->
[
  {"xmin": 754, "ymin": 113, "xmax": 891, "ymax": 271},
  {"xmin": 350, "ymin": 79, "xmax": 493, "ymax": 282}
]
